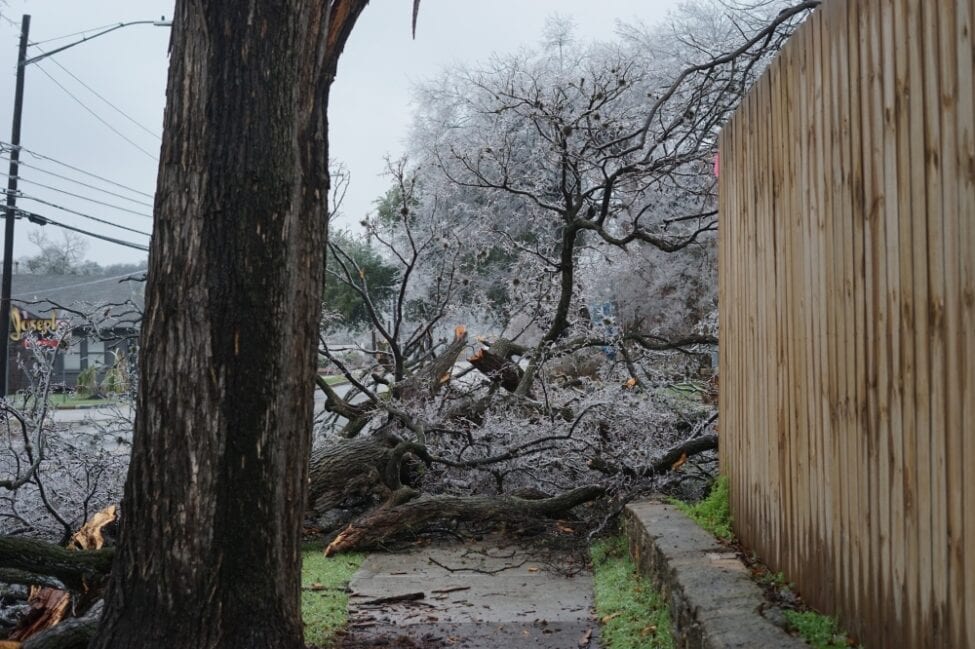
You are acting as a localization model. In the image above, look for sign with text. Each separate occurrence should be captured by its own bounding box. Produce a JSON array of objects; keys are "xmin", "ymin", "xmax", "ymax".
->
[{"xmin": 9, "ymin": 307, "xmax": 66, "ymax": 347}]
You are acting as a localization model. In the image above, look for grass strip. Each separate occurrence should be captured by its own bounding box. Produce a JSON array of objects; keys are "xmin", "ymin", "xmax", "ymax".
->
[
  {"xmin": 670, "ymin": 475, "xmax": 733, "ymax": 540},
  {"xmin": 301, "ymin": 547, "xmax": 364, "ymax": 647},
  {"xmin": 783, "ymin": 610, "xmax": 858, "ymax": 649},
  {"xmin": 591, "ymin": 534, "xmax": 674, "ymax": 649}
]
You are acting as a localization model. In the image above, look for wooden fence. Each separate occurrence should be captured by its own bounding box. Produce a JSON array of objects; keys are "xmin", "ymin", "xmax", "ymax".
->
[{"xmin": 718, "ymin": 1, "xmax": 974, "ymax": 647}]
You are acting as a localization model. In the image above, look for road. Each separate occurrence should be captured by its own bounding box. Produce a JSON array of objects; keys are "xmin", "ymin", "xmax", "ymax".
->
[{"xmin": 47, "ymin": 382, "xmax": 348, "ymax": 441}]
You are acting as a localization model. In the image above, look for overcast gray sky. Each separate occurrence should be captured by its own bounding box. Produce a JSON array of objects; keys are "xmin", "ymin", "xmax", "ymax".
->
[{"xmin": 0, "ymin": 1, "xmax": 678, "ymax": 266}]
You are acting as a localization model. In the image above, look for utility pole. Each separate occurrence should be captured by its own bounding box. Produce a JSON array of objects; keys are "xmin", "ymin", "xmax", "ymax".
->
[
  {"xmin": 0, "ymin": 17, "xmax": 170, "ymax": 396},
  {"xmin": 0, "ymin": 15, "xmax": 31, "ymax": 396}
]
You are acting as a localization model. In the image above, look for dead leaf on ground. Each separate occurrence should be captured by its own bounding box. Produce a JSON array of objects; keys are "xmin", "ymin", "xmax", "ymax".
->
[
  {"xmin": 640, "ymin": 624, "xmax": 658, "ymax": 636},
  {"xmin": 578, "ymin": 628, "xmax": 593, "ymax": 646},
  {"xmin": 671, "ymin": 452, "xmax": 688, "ymax": 471},
  {"xmin": 601, "ymin": 612, "xmax": 622, "ymax": 624}
]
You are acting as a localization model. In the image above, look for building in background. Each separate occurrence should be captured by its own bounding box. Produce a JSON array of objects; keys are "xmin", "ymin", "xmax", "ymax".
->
[{"xmin": 5, "ymin": 273, "xmax": 144, "ymax": 393}]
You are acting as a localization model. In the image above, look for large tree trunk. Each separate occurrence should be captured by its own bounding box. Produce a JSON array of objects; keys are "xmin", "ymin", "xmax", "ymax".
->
[{"xmin": 92, "ymin": 3, "xmax": 368, "ymax": 648}]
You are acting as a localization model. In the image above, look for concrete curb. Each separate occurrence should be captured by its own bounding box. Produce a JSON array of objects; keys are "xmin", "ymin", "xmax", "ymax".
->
[{"xmin": 623, "ymin": 501, "xmax": 807, "ymax": 649}]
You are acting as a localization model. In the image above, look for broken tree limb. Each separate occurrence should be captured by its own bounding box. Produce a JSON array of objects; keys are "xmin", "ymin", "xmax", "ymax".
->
[
  {"xmin": 588, "ymin": 434, "xmax": 718, "ymax": 478},
  {"xmin": 468, "ymin": 347, "xmax": 523, "ymax": 393},
  {"xmin": 384, "ymin": 441, "xmax": 433, "ymax": 490},
  {"xmin": 360, "ymin": 592, "xmax": 425, "ymax": 606},
  {"xmin": 324, "ymin": 485, "xmax": 605, "ymax": 556},
  {"xmin": 395, "ymin": 326, "xmax": 468, "ymax": 399},
  {"xmin": 0, "ymin": 569, "xmax": 65, "ymax": 591},
  {"xmin": 19, "ymin": 601, "xmax": 102, "ymax": 649},
  {"xmin": 485, "ymin": 338, "xmax": 529, "ymax": 359},
  {"xmin": 0, "ymin": 537, "xmax": 113, "ymax": 593},
  {"xmin": 315, "ymin": 374, "xmax": 368, "ymax": 422}
]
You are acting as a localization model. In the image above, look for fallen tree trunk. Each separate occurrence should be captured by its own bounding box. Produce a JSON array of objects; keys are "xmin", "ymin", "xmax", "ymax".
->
[
  {"xmin": 325, "ymin": 485, "xmax": 605, "ymax": 556},
  {"xmin": 0, "ymin": 538, "xmax": 112, "ymax": 593},
  {"xmin": 308, "ymin": 437, "xmax": 394, "ymax": 514}
]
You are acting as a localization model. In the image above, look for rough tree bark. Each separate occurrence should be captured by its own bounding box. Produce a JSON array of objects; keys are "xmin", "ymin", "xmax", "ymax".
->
[
  {"xmin": 91, "ymin": 3, "xmax": 369, "ymax": 648},
  {"xmin": 0, "ymin": 538, "xmax": 112, "ymax": 593},
  {"xmin": 324, "ymin": 485, "xmax": 606, "ymax": 556}
]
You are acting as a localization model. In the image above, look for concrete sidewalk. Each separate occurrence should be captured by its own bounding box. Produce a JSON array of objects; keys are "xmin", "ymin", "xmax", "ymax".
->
[{"xmin": 340, "ymin": 539, "xmax": 599, "ymax": 648}]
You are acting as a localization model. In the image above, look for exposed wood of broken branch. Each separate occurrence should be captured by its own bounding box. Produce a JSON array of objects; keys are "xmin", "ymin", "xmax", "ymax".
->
[{"xmin": 468, "ymin": 348, "xmax": 523, "ymax": 392}]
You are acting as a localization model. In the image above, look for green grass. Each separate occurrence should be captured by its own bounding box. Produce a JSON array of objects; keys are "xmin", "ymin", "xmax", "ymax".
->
[
  {"xmin": 301, "ymin": 547, "xmax": 364, "ymax": 647},
  {"xmin": 783, "ymin": 610, "xmax": 854, "ymax": 649},
  {"xmin": 10, "ymin": 393, "xmax": 117, "ymax": 409},
  {"xmin": 671, "ymin": 480, "xmax": 860, "ymax": 648},
  {"xmin": 51, "ymin": 393, "xmax": 115, "ymax": 408},
  {"xmin": 670, "ymin": 475, "xmax": 733, "ymax": 541},
  {"xmin": 591, "ymin": 535, "xmax": 674, "ymax": 649}
]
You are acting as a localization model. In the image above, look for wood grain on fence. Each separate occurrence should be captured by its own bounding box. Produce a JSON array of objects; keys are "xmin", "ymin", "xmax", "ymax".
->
[{"xmin": 718, "ymin": 1, "xmax": 974, "ymax": 647}]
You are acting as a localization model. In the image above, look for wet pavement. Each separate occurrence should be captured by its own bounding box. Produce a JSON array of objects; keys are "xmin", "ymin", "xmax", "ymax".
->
[{"xmin": 339, "ymin": 539, "xmax": 599, "ymax": 648}]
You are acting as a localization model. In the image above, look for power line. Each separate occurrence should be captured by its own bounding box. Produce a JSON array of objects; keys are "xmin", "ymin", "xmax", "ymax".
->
[
  {"xmin": 26, "ymin": 22, "xmax": 122, "ymax": 46},
  {"xmin": 4, "ymin": 190, "xmax": 151, "ymax": 237},
  {"xmin": 0, "ymin": 171, "xmax": 153, "ymax": 218},
  {"xmin": 13, "ymin": 208, "xmax": 150, "ymax": 252},
  {"xmin": 0, "ymin": 156, "xmax": 154, "ymax": 207},
  {"xmin": 33, "ymin": 62, "xmax": 160, "ymax": 161},
  {"xmin": 0, "ymin": 143, "xmax": 155, "ymax": 199},
  {"xmin": 37, "ymin": 47, "xmax": 161, "ymax": 140},
  {"xmin": 11, "ymin": 270, "xmax": 146, "ymax": 298}
]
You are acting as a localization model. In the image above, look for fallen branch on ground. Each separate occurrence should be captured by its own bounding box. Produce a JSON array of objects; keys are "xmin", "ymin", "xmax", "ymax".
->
[
  {"xmin": 0, "ymin": 537, "xmax": 113, "ymax": 593},
  {"xmin": 325, "ymin": 485, "xmax": 605, "ymax": 556},
  {"xmin": 588, "ymin": 434, "xmax": 718, "ymax": 479}
]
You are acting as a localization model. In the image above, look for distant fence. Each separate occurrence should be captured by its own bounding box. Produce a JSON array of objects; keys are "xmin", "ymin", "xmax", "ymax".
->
[{"xmin": 718, "ymin": 1, "xmax": 974, "ymax": 647}]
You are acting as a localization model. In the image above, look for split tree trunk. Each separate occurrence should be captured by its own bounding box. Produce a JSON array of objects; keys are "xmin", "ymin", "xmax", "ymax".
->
[{"xmin": 92, "ymin": 3, "xmax": 368, "ymax": 648}]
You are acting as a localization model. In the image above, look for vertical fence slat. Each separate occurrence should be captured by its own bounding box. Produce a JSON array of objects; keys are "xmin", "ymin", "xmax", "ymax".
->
[
  {"xmin": 880, "ymin": 0, "xmax": 905, "ymax": 637},
  {"xmin": 956, "ymin": 2, "xmax": 975, "ymax": 647},
  {"xmin": 893, "ymin": 0, "xmax": 920, "ymax": 641},
  {"xmin": 921, "ymin": 2, "xmax": 949, "ymax": 644},
  {"xmin": 936, "ymin": 5, "xmax": 966, "ymax": 648},
  {"xmin": 824, "ymin": 0, "xmax": 846, "ymax": 609},
  {"xmin": 845, "ymin": 1, "xmax": 869, "ymax": 625}
]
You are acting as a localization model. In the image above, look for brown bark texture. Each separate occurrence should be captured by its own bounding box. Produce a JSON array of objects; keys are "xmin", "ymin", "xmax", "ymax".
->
[
  {"xmin": 92, "ymin": 2, "xmax": 368, "ymax": 648},
  {"xmin": 468, "ymin": 348, "xmax": 523, "ymax": 392},
  {"xmin": 324, "ymin": 485, "xmax": 605, "ymax": 555},
  {"xmin": 0, "ymin": 538, "xmax": 112, "ymax": 594}
]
